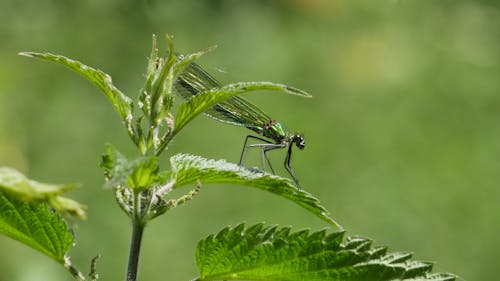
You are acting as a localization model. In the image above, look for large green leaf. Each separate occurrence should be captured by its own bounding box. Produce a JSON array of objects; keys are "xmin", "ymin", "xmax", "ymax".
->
[
  {"xmin": 169, "ymin": 154, "xmax": 341, "ymax": 229},
  {"xmin": 172, "ymin": 82, "xmax": 311, "ymax": 139},
  {"xmin": 0, "ymin": 191, "xmax": 74, "ymax": 263},
  {"xmin": 18, "ymin": 52, "xmax": 133, "ymax": 123},
  {"xmin": 0, "ymin": 167, "xmax": 85, "ymax": 219},
  {"xmin": 195, "ymin": 223, "xmax": 457, "ymax": 281}
]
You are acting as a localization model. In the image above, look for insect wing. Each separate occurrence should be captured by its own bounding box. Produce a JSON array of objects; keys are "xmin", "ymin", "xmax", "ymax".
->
[{"xmin": 175, "ymin": 62, "xmax": 273, "ymax": 134}]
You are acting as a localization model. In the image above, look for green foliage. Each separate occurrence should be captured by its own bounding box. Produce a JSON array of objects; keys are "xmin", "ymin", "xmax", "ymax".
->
[
  {"xmin": 0, "ymin": 191, "xmax": 74, "ymax": 263},
  {"xmin": 17, "ymin": 52, "xmax": 133, "ymax": 125},
  {"xmin": 0, "ymin": 167, "xmax": 85, "ymax": 219},
  {"xmin": 169, "ymin": 154, "xmax": 342, "ymax": 229},
  {"xmin": 99, "ymin": 148, "xmax": 342, "ymax": 229},
  {"xmin": 0, "ymin": 166, "xmax": 74, "ymax": 199},
  {"xmin": 140, "ymin": 35, "xmax": 218, "ymax": 155},
  {"xmin": 0, "ymin": 167, "xmax": 82, "ymax": 264},
  {"xmin": 101, "ymin": 145, "xmax": 163, "ymax": 191},
  {"xmin": 142, "ymin": 35, "xmax": 215, "ymax": 124},
  {"xmin": 195, "ymin": 223, "xmax": 456, "ymax": 281}
]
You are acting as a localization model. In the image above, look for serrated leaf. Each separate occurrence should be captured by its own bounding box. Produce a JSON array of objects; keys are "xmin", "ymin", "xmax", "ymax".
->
[
  {"xmin": 169, "ymin": 154, "xmax": 341, "ymax": 228},
  {"xmin": 195, "ymin": 223, "xmax": 457, "ymax": 281},
  {"xmin": 0, "ymin": 167, "xmax": 86, "ymax": 219},
  {"xmin": 18, "ymin": 52, "xmax": 133, "ymax": 122},
  {"xmin": 172, "ymin": 82, "xmax": 311, "ymax": 139},
  {"xmin": 0, "ymin": 191, "xmax": 74, "ymax": 263}
]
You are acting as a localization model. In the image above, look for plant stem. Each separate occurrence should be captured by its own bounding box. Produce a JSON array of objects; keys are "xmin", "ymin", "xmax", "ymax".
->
[
  {"xmin": 126, "ymin": 192, "xmax": 146, "ymax": 281},
  {"xmin": 126, "ymin": 220, "xmax": 145, "ymax": 281},
  {"xmin": 64, "ymin": 256, "xmax": 86, "ymax": 281}
]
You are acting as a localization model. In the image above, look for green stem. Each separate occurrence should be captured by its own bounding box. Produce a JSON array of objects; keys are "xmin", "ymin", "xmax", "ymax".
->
[
  {"xmin": 126, "ymin": 192, "xmax": 146, "ymax": 281},
  {"xmin": 126, "ymin": 220, "xmax": 145, "ymax": 281}
]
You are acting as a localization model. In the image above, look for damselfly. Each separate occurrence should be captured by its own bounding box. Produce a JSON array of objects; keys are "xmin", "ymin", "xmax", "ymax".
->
[{"xmin": 174, "ymin": 61, "xmax": 309, "ymax": 189}]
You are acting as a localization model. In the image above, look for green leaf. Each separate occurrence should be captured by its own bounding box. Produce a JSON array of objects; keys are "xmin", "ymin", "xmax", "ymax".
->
[
  {"xmin": 169, "ymin": 154, "xmax": 341, "ymax": 228},
  {"xmin": 0, "ymin": 167, "xmax": 86, "ymax": 219},
  {"xmin": 0, "ymin": 191, "xmax": 74, "ymax": 263},
  {"xmin": 171, "ymin": 82, "xmax": 311, "ymax": 139},
  {"xmin": 195, "ymin": 223, "xmax": 457, "ymax": 281},
  {"xmin": 0, "ymin": 167, "xmax": 75, "ymax": 201},
  {"xmin": 144, "ymin": 34, "xmax": 160, "ymax": 87},
  {"xmin": 148, "ymin": 34, "xmax": 177, "ymax": 120},
  {"xmin": 18, "ymin": 52, "xmax": 133, "ymax": 124},
  {"xmin": 101, "ymin": 145, "xmax": 160, "ymax": 191}
]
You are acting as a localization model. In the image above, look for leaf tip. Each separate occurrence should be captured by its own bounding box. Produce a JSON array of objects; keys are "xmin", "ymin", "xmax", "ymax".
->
[
  {"xmin": 286, "ymin": 85, "xmax": 312, "ymax": 97},
  {"xmin": 18, "ymin": 51, "xmax": 35, "ymax": 58},
  {"xmin": 205, "ymin": 45, "xmax": 218, "ymax": 53},
  {"xmin": 315, "ymin": 208, "xmax": 344, "ymax": 231}
]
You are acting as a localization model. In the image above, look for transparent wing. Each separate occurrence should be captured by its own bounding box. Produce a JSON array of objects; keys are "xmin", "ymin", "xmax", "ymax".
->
[{"xmin": 174, "ymin": 62, "xmax": 274, "ymax": 135}]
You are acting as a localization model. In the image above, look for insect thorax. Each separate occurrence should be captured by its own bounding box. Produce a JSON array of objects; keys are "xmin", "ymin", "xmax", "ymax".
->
[{"xmin": 261, "ymin": 120, "xmax": 289, "ymax": 143}]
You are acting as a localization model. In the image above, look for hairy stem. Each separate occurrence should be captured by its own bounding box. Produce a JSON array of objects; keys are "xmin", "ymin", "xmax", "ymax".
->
[{"xmin": 126, "ymin": 192, "xmax": 146, "ymax": 281}]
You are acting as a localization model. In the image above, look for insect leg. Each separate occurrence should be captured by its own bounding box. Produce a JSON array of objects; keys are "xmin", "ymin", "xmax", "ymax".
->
[
  {"xmin": 284, "ymin": 145, "xmax": 301, "ymax": 189},
  {"xmin": 262, "ymin": 144, "xmax": 286, "ymax": 174},
  {"xmin": 239, "ymin": 135, "xmax": 273, "ymax": 166}
]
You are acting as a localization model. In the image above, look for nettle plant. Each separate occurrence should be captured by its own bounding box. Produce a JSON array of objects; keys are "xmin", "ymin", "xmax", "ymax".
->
[{"xmin": 0, "ymin": 35, "xmax": 457, "ymax": 281}]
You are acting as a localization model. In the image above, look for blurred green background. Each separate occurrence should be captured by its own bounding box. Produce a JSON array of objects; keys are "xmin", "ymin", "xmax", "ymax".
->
[{"xmin": 1, "ymin": 0, "xmax": 499, "ymax": 280}]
